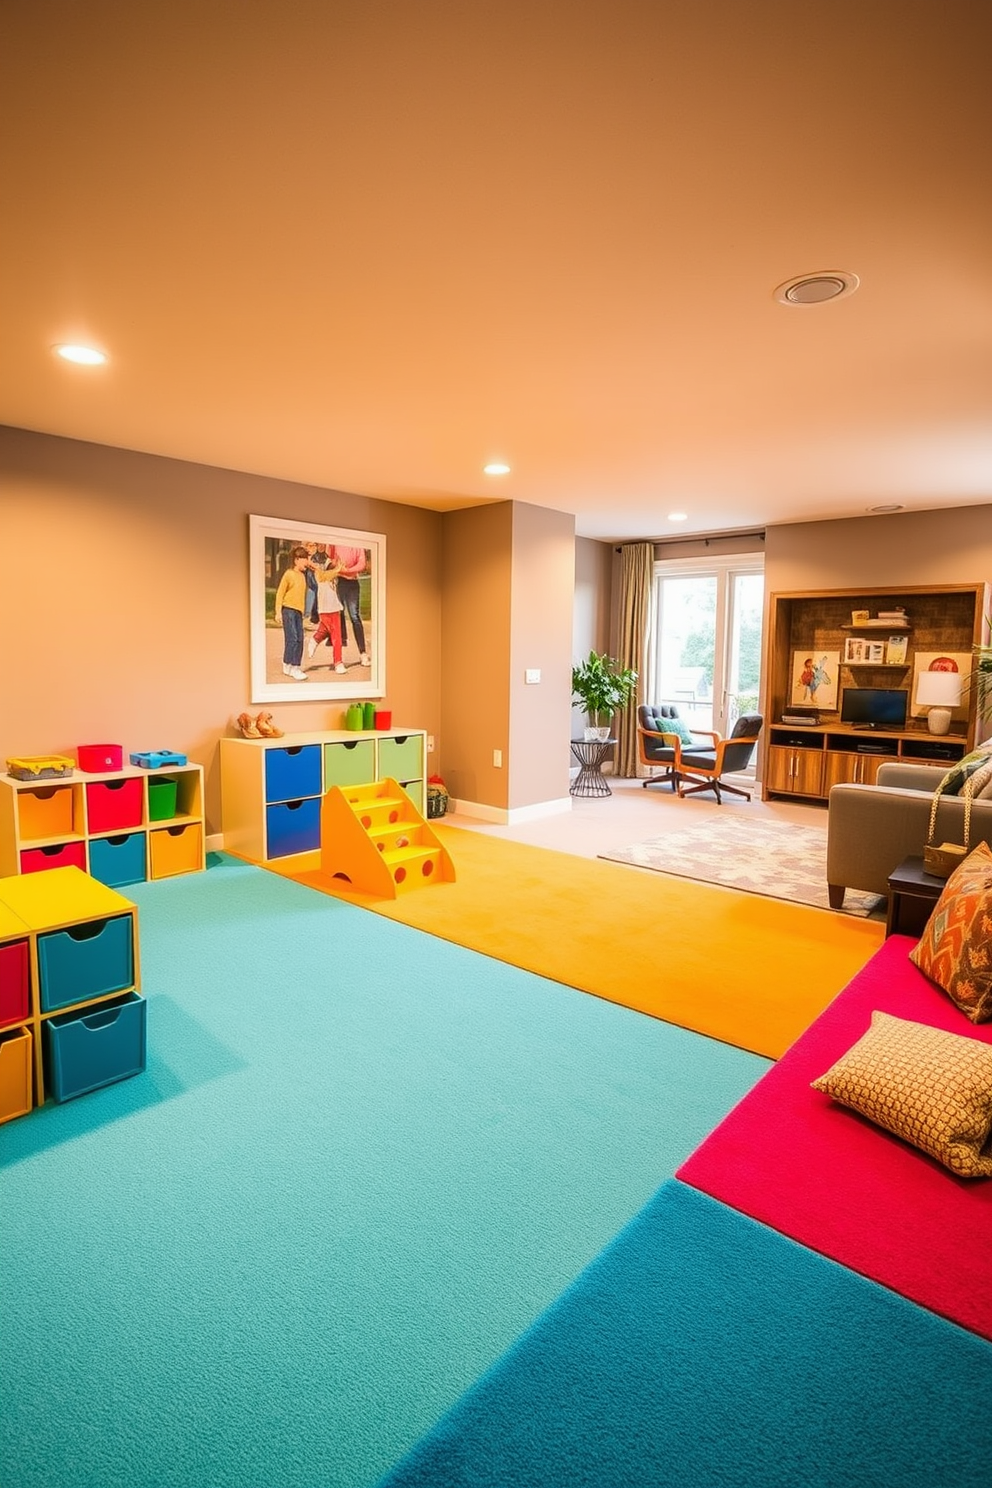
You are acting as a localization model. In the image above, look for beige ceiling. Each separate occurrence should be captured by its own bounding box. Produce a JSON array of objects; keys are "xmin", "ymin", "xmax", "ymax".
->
[{"xmin": 2, "ymin": 0, "xmax": 991, "ymax": 540}]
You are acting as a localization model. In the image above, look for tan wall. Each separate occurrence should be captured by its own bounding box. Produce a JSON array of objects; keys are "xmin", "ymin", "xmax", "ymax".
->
[
  {"xmin": 765, "ymin": 507, "xmax": 992, "ymax": 592},
  {"xmin": 0, "ymin": 426, "xmax": 443, "ymax": 833},
  {"xmin": 439, "ymin": 503, "xmax": 513, "ymax": 810},
  {"xmin": 508, "ymin": 502, "xmax": 575, "ymax": 807},
  {"xmin": 571, "ymin": 536, "xmax": 614, "ymax": 738}
]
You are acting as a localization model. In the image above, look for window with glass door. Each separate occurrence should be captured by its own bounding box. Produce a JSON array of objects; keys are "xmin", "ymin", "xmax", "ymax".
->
[{"xmin": 649, "ymin": 556, "xmax": 764, "ymax": 765}]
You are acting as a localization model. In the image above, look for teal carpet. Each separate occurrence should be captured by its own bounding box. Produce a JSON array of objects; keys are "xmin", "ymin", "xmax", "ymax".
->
[
  {"xmin": 377, "ymin": 1181, "xmax": 992, "ymax": 1488},
  {"xmin": 0, "ymin": 855, "xmax": 766, "ymax": 1488}
]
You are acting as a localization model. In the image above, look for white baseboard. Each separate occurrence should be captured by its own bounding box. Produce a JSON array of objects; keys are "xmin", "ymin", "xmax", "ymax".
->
[
  {"xmin": 205, "ymin": 832, "xmax": 225, "ymax": 854},
  {"xmin": 448, "ymin": 796, "xmax": 573, "ymax": 826}
]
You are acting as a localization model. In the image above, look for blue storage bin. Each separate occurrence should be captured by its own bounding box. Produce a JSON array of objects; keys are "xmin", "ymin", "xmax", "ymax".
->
[
  {"xmin": 44, "ymin": 992, "xmax": 146, "ymax": 1103},
  {"xmin": 37, "ymin": 914, "xmax": 135, "ymax": 1012},
  {"xmin": 265, "ymin": 797, "xmax": 322, "ymax": 857},
  {"xmin": 264, "ymin": 745, "xmax": 321, "ymax": 803},
  {"xmin": 88, "ymin": 832, "xmax": 147, "ymax": 888}
]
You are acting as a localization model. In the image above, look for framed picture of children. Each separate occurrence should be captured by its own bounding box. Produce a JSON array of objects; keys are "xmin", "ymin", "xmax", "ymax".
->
[{"xmin": 249, "ymin": 514, "xmax": 386, "ymax": 703}]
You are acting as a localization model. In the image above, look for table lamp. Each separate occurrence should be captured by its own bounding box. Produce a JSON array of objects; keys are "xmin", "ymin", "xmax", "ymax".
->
[{"xmin": 916, "ymin": 670, "xmax": 962, "ymax": 735}]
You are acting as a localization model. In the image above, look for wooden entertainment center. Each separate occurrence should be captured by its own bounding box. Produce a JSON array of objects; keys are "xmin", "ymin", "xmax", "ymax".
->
[{"xmin": 762, "ymin": 583, "xmax": 989, "ymax": 803}]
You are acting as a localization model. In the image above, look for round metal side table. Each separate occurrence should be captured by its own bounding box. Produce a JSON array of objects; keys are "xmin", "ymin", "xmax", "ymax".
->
[{"xmin": 569, "ymin": 737, "xmax": 616, "ymax": 797}]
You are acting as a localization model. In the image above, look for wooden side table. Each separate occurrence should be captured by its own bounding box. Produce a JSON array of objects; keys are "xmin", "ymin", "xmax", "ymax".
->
[
  {"xmin": 569, "ymin": 738, "xmax": 616, "ymax": 798},
  {"xmin": 886, "ymin": 855, "xmax": 946, "ymax": 938}
]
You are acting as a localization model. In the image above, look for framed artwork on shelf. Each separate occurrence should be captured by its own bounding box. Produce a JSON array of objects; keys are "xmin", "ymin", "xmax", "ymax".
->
[
  {"xmin": 791, "ymin": 650, "xmax": 840, "ymax": 710},
  {"xmin": 249, "ymin": 514, "xmax": 386, "ymax": 704},
  {"xmin": 885, "ymin": 634, "xmax": 909, "ymax": 665},
  {"xmin": 843, "ymin": 638, "xmax": 866, "ymax": 664},
  {"xmin": 866, "ymin": 641, "xmax": 886, "ymax": 663},
  {"xmin": 851, "ymin": 609, "xmax": 870, "ymax": 625},
  {"xmin": 910, "ymin": 652, "xmax": 971, "ymax": 721}
]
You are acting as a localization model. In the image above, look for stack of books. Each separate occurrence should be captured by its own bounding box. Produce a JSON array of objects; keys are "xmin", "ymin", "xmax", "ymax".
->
[{"xmin": 876, "ymin": 609, "xmax": 908, "ymax": 626}]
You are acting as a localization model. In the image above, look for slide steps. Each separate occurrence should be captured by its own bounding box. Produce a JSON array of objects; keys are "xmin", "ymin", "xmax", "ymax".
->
[{"xmin": 320, "ymin": 778, "xmax": 456, "ymax": 898}]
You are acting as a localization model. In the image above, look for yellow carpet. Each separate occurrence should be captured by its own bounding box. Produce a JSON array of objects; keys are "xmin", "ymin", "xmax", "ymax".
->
[{"xmin": 266, "ymin": 825, "xmax": 885, "ymax": 1060}]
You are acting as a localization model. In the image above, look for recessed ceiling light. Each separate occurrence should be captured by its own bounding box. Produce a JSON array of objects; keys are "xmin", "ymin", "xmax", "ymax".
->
[
  {"xmin": 773, "ymin": 271, "xmax": 860, "ymax": 307},
  {"xmin": 867, "ymin": 504, "xmax": 905, "ymax": 514},
  {"xmin": 483, "ymin": 462, "xmax": 511, "ymax": 476},
  {"xmin": 54, "ymin": 343, "xmax": 108, "ymax": 365},
  {"xmin": 667, "ymin": 511, "xmax": 688, "ymax": 523}
]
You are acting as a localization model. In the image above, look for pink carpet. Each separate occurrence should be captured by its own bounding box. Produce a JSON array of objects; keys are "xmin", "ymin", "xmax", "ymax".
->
[{"xmin": 677, "ymin": 934, "xmax": 992, "ymax": 1340}]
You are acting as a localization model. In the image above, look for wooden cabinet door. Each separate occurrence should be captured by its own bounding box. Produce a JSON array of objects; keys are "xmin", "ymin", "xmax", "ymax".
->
[
  {"xmin": 767, "ymin": 746, "xmax": 824, "ymax": 796},
  {"xmin": 765, "ymin": 746, "xmax": 797, "ymax": 794},
  {"xmin": 823, "ymin": 752, "xmax": 887, "ymax": 790}
]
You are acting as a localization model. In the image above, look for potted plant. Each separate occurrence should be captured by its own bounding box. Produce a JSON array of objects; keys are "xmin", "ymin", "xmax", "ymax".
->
[{"xmin": 571, "ymin": 650, "xmax": 638, "ymax": 741}]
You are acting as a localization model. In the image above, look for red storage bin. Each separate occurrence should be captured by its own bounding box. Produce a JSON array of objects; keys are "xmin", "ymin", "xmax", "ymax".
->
[
  {"xmin": 85, "ymin": 777, "xmax": 143, "ymax": 832},
  {"xmin": 21, "ymin": 841, "xmax": 87, "ymax": 874},
  {"xmin": 78, "ymin": 743, "xmax": 124, "ymax": 772},
  {"xmin": 0, "ymin": 940, "xmax": 29, "ymax": 1026}
]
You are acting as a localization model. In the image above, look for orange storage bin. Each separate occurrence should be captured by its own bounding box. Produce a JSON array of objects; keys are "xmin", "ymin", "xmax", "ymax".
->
[
  {"xmin": 148, "ymin": 822, "xmax": 203, "ymax": 879},
  {"xmin": 18, "ymin": 785, "xmax": 76, "ymax": 841},
  {"xmin": 0, "ymin": 1025, "xmax": 32, "ymax": 1123}
]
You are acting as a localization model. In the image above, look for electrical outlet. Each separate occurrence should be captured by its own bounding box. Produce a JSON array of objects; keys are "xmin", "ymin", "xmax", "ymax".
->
[
  {"xmin": 427, "ymin": 735, "xmax": 435, "ymax": 751},
  {"xmin": 493, "ymin": 749, "xmax": 502, "ymax": 768}
]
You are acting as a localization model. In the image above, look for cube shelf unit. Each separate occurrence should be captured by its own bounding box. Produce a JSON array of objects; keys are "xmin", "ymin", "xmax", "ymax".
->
[
  {"xmin": 220, "ymin": 729, "xmax": 428, "ymax": 862},
  {"xmin": 763, "ymin": 582, "xmax": 989, "ymax": 803},
  {"xmin": 0, "ymin": 762, "xmax": 206, "ymax": 887},
  {"xmin": 0, "ymin": 865, "xmax": 146, "ymax": 1123}
]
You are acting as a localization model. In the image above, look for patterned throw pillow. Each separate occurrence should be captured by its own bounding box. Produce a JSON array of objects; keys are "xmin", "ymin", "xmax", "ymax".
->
[
  {"xmin": 811, "ymin": 1012, "xmax": 992, "ymax": 1177},
  {"xmin": 649, "ymin": 715, "xmax": 696, "ymax": 744},
  {"xmin": 909, "ymin": 841, "xmax": 992, "ymax": 1023}
]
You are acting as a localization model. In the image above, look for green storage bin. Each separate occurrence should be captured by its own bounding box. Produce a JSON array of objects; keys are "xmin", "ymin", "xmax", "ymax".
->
[{"xmin": 147, "ymin": 776, "xmax": 179, "ymax": 821}]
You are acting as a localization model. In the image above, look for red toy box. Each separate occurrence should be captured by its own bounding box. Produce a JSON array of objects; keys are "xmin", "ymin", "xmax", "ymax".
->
[{"xmin": 78, "ymin": 744, "xmax": 124, "ymax": 773}]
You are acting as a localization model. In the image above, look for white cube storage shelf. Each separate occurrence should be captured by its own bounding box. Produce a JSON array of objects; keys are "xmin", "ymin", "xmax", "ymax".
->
[
  {"xmin": 220, "ymin": 729, "xmax": 428, "ymax": 862},
  {"xmin": 0, "ymin": 763, "xmax": 206, "ymax": 886},
  {"xmin": 0, "ymin": 866, "xmax": 145, "ymax": 1118}
]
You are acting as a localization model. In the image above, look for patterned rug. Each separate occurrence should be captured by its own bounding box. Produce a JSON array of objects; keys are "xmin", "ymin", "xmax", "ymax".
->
[{"xmin": 599, "ymin": 815, "xmax": 885, "ymax": 917}]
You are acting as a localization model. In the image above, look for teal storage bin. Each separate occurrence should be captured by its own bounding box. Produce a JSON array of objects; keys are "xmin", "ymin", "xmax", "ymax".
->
[
  {"xmin": 88, "ymin": 833, "xmax": 147, "ymax": 888},
  {"xmin": 147, "ymin": 776, "xmax": 179, "ymax": 821},
  {"xmin": 44, "ymin": 992, "xmax": 146, "ymax": 1103},
  {"xmin": 37, "ymin": 914, "xmax": 134, "ymax": 1012}
]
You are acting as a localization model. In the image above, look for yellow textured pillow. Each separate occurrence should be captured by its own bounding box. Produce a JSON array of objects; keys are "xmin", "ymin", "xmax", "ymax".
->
[
  {"xmin": 910, "ymin": 841, "xmax": 992, "ymax": 1023},
  {"xmin": 811, "ymin": 1011, "xmax": 992, "ymax": 1178}
]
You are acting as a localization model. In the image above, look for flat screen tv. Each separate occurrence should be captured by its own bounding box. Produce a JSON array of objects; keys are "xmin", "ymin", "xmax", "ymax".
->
[{"xmin": 840, "ymin": 687, "xmax": 908, "ymax": 730}]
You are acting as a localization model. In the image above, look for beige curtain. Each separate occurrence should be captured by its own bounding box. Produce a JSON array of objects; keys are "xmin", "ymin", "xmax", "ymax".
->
[{"xmin": 615, "ymin": 542, "xmax": 654, "ymax": 776}]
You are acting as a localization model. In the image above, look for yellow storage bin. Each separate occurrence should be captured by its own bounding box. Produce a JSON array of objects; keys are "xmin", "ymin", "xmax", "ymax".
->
[
  {"xmin": 148, "ymin": 822, "xmax": 203, "ymax": 879},
  {"xmin": 18, "ymin": 785, "xmax": 76, "ymax": 842},
  {"xmin": 0, "ymin": 1024, "xmax": 33, "ymax": 1123}
]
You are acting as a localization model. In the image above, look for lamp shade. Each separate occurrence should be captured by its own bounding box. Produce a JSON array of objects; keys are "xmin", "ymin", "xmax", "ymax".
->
[{"xmin": 916, "ymin": 671, "xmax": 962, "ymax": 708}]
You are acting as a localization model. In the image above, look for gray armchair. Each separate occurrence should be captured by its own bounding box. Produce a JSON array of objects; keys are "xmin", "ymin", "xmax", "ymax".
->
[
  {"xmin": 826, "ymin": 762, "xmax": 992, "ymax": 909},
  {"xmin": 637, "ymin": 704, "xmax": 708, "ymax": 791},
  {"xmin": 676, "ymin": 713, "xmax": 763, "ymax": 803}
]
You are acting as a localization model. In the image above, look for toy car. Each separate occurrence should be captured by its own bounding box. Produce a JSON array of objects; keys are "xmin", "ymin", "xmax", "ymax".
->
[{"xmin": 129, "ymin": 750, "xmax": 188, "ymax": 769}]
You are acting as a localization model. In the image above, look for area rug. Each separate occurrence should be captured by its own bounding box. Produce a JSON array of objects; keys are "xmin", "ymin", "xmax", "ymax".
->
[
  {"xmin": 678, "ymin": 934, "xmax": 992, "ymax": 1341},
  {"xmin": 0, "ymin": 855, "xmax": 766, "ymax": 1488},
  {"xmin": 599, "ymin": 814, "xmax": 884, "ymax": 916},
  {"xmin": 271, "ymin": 827, "xmax": 885, "ymax": 1060},
  {"xmin": 375, "ymin": 1181, "xmax": 992, "ymax": 1488}
]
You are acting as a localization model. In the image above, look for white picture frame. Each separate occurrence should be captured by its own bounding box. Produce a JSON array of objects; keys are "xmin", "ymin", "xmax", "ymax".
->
[{"xmin": 249, "ymin": 514, "xmax": 386, "ymax": 704}]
